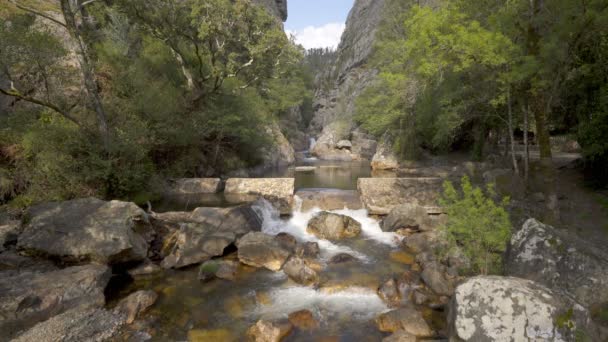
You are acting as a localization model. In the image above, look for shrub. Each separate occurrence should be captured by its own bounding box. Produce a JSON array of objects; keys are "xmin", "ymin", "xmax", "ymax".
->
[{"xmin": 439, "ymin": 175, "xmax": 512, "ymax": 275}]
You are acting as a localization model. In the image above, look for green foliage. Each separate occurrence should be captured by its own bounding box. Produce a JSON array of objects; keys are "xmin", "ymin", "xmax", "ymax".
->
[{"xmin": 439, "ymin": 176, "xmax": 512, "ymax": 275}]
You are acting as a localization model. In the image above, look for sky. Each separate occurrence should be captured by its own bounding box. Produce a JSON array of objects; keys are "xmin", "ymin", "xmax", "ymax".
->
[{"xmin": 284, "ymin": 0, "xmax": 355, "ymax": 50}]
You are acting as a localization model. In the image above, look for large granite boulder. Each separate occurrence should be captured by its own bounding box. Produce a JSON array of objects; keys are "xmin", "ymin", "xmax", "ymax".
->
[
  {"xmin": 449, "ymin": 276, "xmax": 598, "ymax": 341},
  {"xmin": 166, "ymin": 178, "xmax": 221, "ymax": 194},
  {"xmin": 295, "ymin": 189, "xmax": 362, "ymax": 212},
  {"xmin": 0, "ymin": 264, "xmax": 111, "ymax": 339},
  {"xmin": 259, "ymin": 123, "xmax": 296, "ymax": 168},
  {"xmin": 351, "ymin": 130, "xmax": 378, "ymax": 160},
  {"xmin": 225, "ymin": 178, "xmax": 295, "ymax": 214},
  {"xmin": 507, "ymin": 218, "xmax": 608, "ymax": 308},
  {"xmin": 160, "ymin": 222, "xmax": 235, "ymax": 269},
  {"xmin": 12, "ymin": 307, "xmax": 126, "ymax": 342},
  {"xmin": 357, "ymin": 178, "xmax": 443, "ymax": 215},
  {"xmin": 306, "ymin": 212, "xmax": 362, "ymax": 240},
  {"xmin": 371, "ymin": 135, "xmax": 399, "ymax": 170},
  {"xmin": 17, "ymin": 198, "xmax": 151, "ymax": 264},
  {"xmin": 382, "ymin": 203, "xmax": 433, "ymax": 232},
  {"xmin": 237, "ymin": 232, "xmax": 291, "ymax": 271}
]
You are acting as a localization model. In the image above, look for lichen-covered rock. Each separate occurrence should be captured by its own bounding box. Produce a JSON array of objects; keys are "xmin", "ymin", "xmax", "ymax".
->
[
  {"xmin": 225, "ymin": 178, "xmax": 295, "ymax": 214},
  {"xmin": 237, "ymin": 232, "xmax": 291, "ymax": 271},
  {"xmin": 17, "ymin": 198, "xmax": 151, "ymax": 264},
  {"xmin": 507, "ymin": 218, "xmax": 608, "ymax": 307},
  {"xmin": 382, "ymin": 203, "xmax": 433, "ymax": 232},
  {"xmin": 0, "ymin": 264, "xmax": 111, "ymax": 339},
  {"xmin": 375, "ymin": 306, "xmax": 433, "ymax": 337},
  {"xmin": 357, "ymin": 178, "xmax": 442, "ymax": 215},
  {"xmin": 307, "ymin": 212, "xmax": 362, "ymax": 240},
  {"xmin": 283, "ymin": 256, "xmax": 319, "ymax": 286},
  {"xmin": 13, "ymin": 307, "xmax": 127, "ymax": 342},
  {"xmin": 247, "ymin": 319, "xmax": 293, "ymax": 342},
  {"xmin": 449, "ymin": 276, "xmax": 596, "ymax": 341},
  {"xmin": 114, "ymin": 290, "xmax": 158, "ymax": 324}
]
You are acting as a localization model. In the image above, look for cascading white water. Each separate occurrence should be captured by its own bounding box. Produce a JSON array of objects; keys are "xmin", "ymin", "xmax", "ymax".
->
[{"xmin": 309, "ymin": 137, "xmax": 317, "ymax": 151}]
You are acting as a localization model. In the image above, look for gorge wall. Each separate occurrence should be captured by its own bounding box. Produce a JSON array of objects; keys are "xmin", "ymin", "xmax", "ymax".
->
[{"xmin": 253, "ymin": 0, "xmax": 288, "ymax": 22}]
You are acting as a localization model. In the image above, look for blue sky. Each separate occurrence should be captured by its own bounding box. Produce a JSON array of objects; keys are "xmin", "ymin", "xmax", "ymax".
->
[{"xmin": 284, "ymin": 0, "xmax": 355, "ymax": 50}]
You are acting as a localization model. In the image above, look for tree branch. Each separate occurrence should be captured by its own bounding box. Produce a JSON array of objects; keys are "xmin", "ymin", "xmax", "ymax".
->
[
  {"xmin": 8, "ymin": 0, "xmax": 67, "ymax": 28},
  {"xmin": 0, "ymin": 86, "xmax": 82, "ymax": 127}
]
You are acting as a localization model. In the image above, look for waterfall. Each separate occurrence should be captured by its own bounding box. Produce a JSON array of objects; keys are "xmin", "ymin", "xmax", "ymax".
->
[{"xmin": 309, "ymin": 137, "xmax": 317, "ymax": 151}]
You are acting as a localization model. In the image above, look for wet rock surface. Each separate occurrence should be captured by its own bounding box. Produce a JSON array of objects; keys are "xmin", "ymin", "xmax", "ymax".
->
[
  {"xmin": 449, "ymin": 276, "xmax": 598, "ymax": 341},
  {"xmin": 283, "ymin": 256, "xmax": 319, "ymax": 286},
  {"xmin": 376, "ymin": 306, "xmax": 433, "ymax": 337},
  {"xmin": 114, "ymin": 290, "xmax": 158, "ymax": 324},
  {"xmin": 0, "ymin": 264, "xmax": 111, "ymax": 339},
  {"xmin": 307, "ymin": 212, "xmax": 362, "ymax": 240},
  {"xmin": 247, "ymin": 319, "xmax": 293, "ymax": 342},
  {"xmin": 17, "ymin": 198, "xmax": 151, "ymax": 264}
]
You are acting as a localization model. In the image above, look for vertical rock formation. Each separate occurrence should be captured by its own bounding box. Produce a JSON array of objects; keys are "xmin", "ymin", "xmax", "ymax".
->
[
  {"xmin": 253, "ymin": 0, "xmax": 288, "ymax": 22},
  {"xmin": 309, "ymin": 0, "xmax": 388, "ymax": 160}
]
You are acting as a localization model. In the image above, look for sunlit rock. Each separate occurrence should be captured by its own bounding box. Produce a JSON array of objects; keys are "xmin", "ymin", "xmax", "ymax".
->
[
  {"xmin": 307, "ymin": 212, "xmax": 362, "ymax": 240},
  {"xmin": 236, "ymin": 232, "xmax": 291, "ymax": 271}
]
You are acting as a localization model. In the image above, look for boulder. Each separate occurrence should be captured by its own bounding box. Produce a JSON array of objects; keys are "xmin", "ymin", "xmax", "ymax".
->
[
  {"xmin": 306, "ymin": 212, "xmax": 362, "ymax": 240},
  {"xmin": 311, "ymin": 123, "xmax": 353, "ymax": 161},
  {"xmin": 0, "ymin": 219, "xmax": 20, "ymax": 252},
  {"xmin": 507, "ymin": 218, "xmax": 608, "ymax": 307},
  {"xmin": 295, "ymin": 189, "xmax": 362, "ymax": 212},
  {"xmin": 275, "ymin": 233, "xmax": 298, "ymax": 253},
  {"xmin": 237, "ymin": 232, "xmax": 291, "ymax": 271},
  {"xmin": 13, "ymin": 307, "xmax": 126, "ymax": 342},
  {"xmin": 421, "ymin": 261, "xmax": 455, "ymax": 296},
  {"xmin": 160, "ymin": 222, "xmax": 235, "ymax": 269},
  {"xmin": 225, "ymin": 178, "xmax": 295, "ymax": 214},
  {"xmin": 128, "ymin": 260, "xmax": 162, "ymax": 277},
  {"xmin": 17, "ymin": 198, "xmax": 151, "ymax": 264},
  {"xmin": 0, "ymin": 264, "xmax": 110, "ymax": 339},
  {"xmin": 375, "ymin": 306, "xmax": 433, "ymax": 337},
  {"xmin": 247, "ymin": 320, "xmax": 293, "ymax": 342},
  {"xmin": 382, "ymin": 330, "xmax": 417, "ymax": 342},
  {"xmin": 378, "ymin": 278, "xmax": 403, "ymax": 307},
  {"xmin": 288, "ymin": 309, "xmax": 319, "ymax": 330},
  {"xmin": 382, "ymin": 203, "xmax": 433, "ymax": 232},
  {"xmin": 329, "ymin": 253, "xmax": 357, "ymax": 264},
  {"xmin": 371, "ymin": 136, "xmax": 399, "ymax": 170},
  {"xmin": 283, "ymin": 256, "xmax": 319, "ymax": 286},
  {"xmin": 166, "ymin": 178, "xmax": 221, "ymax": 194},
  {"xmin": 336, "ymin": 140, "xmax": 353, "ymax": 150},
  {"xmin": 260, "ymin": 123, "xmax": 296, "ymax": 168},
  {"xmin": 295, "ymin": 241, "xmax": 320, "ymax": 259},
  {"xmin": 357, "ymin": 178, "xmax": 443, "ymax": 215},
  {"xmin": 114, "ymin": 290, "xmax": 158, "ymax": 324},
  {"xmin": 351, "ymin": 131, "xmax": 378, "ymax": 160},
  {"xmin": 404, "ymin": 231, "xmax": 442, "ymax": 254},
  {"xmin": 449, "ymin": 276, "xmax": 597, "ymax": 341}
]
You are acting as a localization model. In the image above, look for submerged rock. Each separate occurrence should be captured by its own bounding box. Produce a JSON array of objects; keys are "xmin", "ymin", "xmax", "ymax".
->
[
  {"xmin": 198, "ymin": 260, "xmax": 239, "ymax": 282},
  {"xmin": 237, "ymin": 232, "xmax": 291, "ymax": 271},
  {"xmin": 161, "ymin": 222, "xmax": 235, "ymax": 269},
  {"xmin": 375, "ymin": 306, "xmax": 433, "ymax": 337},
  {"xmin": 382, "ymin": 330, "xmax": 417, "ymax": 342},
  {"xmin": 0, "ymin": 264, "xmax": 110, "ymax": 339},
  {"xmin": 188, "ymin": 328, "xmax": 234, "ymax": 342},
  {"xmin": 507, "ymin": 218, "xmax": 608, "ymax": 307},
  {"xmin": 247, "ymin": 319, "xmax": 293, "ymax": 342},
  {"xmin": 307, "ymin": 212, "xmax": 362, "ymax": 240},
  {"xmin": 13, "ymin": 307, "xmax": 127, "ymax": 342},
  {"xmin": 357, "ymin": 178, "xmax": 442, "ymax": 215},
  {"xmin": 17, "ymin": 198, "xmax": 151, "ymax": 264},
  {"xmin": 449, "ymin": 276, "xmax": 597, "ymax": 341},
  {"xmin": 295, "ymin": 241, "xmax": 320, "ymax": 259},
  {"xmin": 114, "ymin": 290, "xmax": 158, "ymax": 324},
  {"xmin": 329, "ymin": 253, "xmax": 357, "ymax": 264},
  {"xmin": 288, "ymin": 309, "xmax": 319, "ymax": 330},
  {"xmin": 283, "ymin": 256, "xmax": 319, "ymax": 286}
]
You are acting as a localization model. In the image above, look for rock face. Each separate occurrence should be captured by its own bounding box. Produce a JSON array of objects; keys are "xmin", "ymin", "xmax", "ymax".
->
[
  {"xmin": 371, "ymin": 136, "xmax": 399, "ymax": 170},
  {"xmin": 357, "ymin": 178, "xmax": 443, "ymax": 215},
  {"xmin": 311, "ymin": 123, "xmax": 354, "ymax": 161},
  {"xmin": 0, "ymin": 264, "xmax": 111, "ymax": 339},
  {"xmin": 253, "ymin": 0, "xmax": 288, "ymax": 21},
  {"xmin": 225, "ymin": 178, "xmax": 295, "ymax": 214},
  {"xmin": 0, "ymin": 219, "xmax": 20, "ymax": 252},
  {"xmin": 351, "ymin": 130, "xmax": 378, "ymax": 160},
  {"xmin": 449, "ymin": 276, "xmax": 595, "ymax": 341},
  {"xmin": 237, "ymin": 232, "xmax": 291, "ymax": 271},
  {"xmin": 166, "ymin": 178, "xmax": 221, "ymax": 194},
  {"xmin": 382, "ymin": 203, "xmax": 433, "ymax": 232},
  {"xmin": 283, "ymin": 256, "xmax": 319, "ymax": 286},
  {"xmin": 17, "ymin": 198, "xmax": 151, "ymax": 264},
  {"xmin": 307, "ymin": 212, "xmax": 362, "ymax": 240},
  {"xmin": 295, "ymin": 189, "xmax": 362, "ymax": 212},
  {"xmin": 507, "ymin": 218, "xmax": 608, "ymax": 307},
  {"xmin": 13, "ymin": 307, "xmax": 127, "ymax": 342},
  {"xmin": 260, "ymin": 123, "xmax": 296, "ymax": 168}
]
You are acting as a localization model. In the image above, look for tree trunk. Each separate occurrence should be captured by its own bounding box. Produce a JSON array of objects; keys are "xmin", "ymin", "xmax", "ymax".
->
[
  {"xmin": 507, "ymin": 88, "xmax": 520, "ymax": 175},
  {"xmin": 523, "ymin": 104, "xmax": 530, "ymax": 181},
  {"xmin": 60, "ymin": 0, "xmax": 109, "ymax": 150}
]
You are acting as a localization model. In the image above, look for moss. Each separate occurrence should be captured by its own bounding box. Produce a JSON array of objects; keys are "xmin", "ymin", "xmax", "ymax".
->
[
  {"xmin": 199, "ymin": 261, "xmax": 220, "ymax": 275},
  {"xmin": 555, "ymin": 308, "xmax": 575, "ymax": 330}
]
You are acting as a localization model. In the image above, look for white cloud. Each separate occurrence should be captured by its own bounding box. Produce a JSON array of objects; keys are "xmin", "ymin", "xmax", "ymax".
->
[{"xmin": 286, "ymin": 22, "xmax": 346, "ymax": 50}]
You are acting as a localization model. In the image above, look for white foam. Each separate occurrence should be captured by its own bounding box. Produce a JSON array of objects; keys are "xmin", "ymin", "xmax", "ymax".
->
[{"xmin": 253, "ymin": 286, "xmax": 389, "ymax": 321}]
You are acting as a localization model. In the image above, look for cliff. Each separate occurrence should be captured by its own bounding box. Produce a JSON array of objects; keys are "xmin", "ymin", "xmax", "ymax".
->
[{"xmin": 253, "ymin": 0, "xmax": 288, "ymax": 22}]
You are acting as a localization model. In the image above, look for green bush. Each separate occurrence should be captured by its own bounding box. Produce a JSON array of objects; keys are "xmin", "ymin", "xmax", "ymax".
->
[{"xmin": 439, "ymin": 175, "xmax": 512, "ymax": 275}]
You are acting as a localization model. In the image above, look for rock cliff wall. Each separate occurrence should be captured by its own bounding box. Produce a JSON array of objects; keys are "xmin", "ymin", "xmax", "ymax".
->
[{"xmin": 253, "ymin": 0, "xmax": 288, "ymax": 22}]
